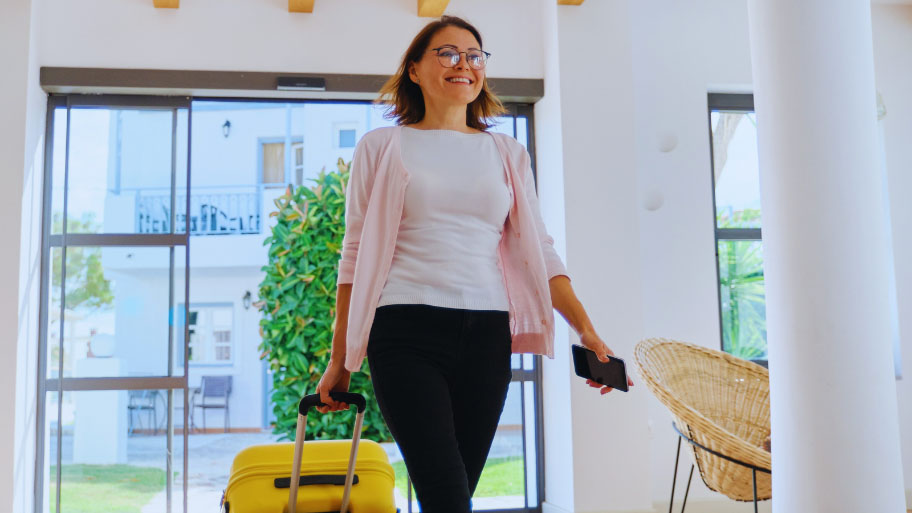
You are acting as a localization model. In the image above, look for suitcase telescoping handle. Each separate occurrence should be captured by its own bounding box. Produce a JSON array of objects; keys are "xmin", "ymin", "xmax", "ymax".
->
[
  {"xmin": 288, "ymin": 392, "xmax": 366, "ymax": 513},
  {"xmin": 298, "ymin": 392, "xmax": 366, "ymax": 415}
]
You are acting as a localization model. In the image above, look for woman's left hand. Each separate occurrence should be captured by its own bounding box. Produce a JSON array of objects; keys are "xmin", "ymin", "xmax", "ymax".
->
[{"xmin": 579, "ymin": 329, "xmax": 635, "ymax": 395}]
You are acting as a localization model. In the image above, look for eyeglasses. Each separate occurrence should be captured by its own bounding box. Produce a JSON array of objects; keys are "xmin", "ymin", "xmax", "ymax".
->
[{"xmin": 430, "ymin": 46, "xmax": 491, "ymax": 70}]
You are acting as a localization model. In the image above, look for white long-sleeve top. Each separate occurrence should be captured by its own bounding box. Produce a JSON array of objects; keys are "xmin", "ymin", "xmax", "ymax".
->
[
  {"xmin": 337, "ymin": 126, "xmax": 571, "ymax": 372},
  {"xmin": 376, "ymin": 126, "xmax": 512, "ymax": 311}
]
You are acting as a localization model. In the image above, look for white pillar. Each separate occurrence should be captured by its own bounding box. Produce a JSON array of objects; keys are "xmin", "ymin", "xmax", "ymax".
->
[
  {"xmin": 550, "ymin": 0, "xmax": 651, "ymax": 511},
  {"xmin": 537, "ymin": 0, "xmax": 575, "ymax": 510},
  {"xmin": 746, "ymin": 1, "xmax": 906, "ymax": 511}
]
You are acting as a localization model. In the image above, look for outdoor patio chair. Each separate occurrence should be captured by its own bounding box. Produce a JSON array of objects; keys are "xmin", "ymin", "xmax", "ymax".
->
[
  {"xmin": 127, "ymin": 389, "xmax": 161, "ymax": 436},
  {"xmin": 192, "ymin": 375, "xmax": 232, "ymax": 433},
  {"xmin": 634, "ymin": 337, "xmax": 771, "ymax": 513}
]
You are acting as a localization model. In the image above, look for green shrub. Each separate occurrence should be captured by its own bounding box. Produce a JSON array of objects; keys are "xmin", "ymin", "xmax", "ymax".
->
[{"xmin": 258, "ymin": 158, "xmax": 391, "ymax": 442}]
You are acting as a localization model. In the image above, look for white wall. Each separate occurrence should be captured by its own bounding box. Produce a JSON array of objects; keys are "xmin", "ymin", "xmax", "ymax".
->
[
  {"xmin": 36, "ymin": 0, "xmax": 543, "ymax": 78},
  {"xmin": 2, "ymin": 0, "xmax": 46, "ymax": 510},
  {"xmin": 628, "ymin": 0, "xmax": 757, "ymax": 506},
  {"xmin": 553, "ymin": 1, "xmax": 653, "ymax": 511},
  {"xmin": 537, "ymin": 1, "xmax": 576, "ymax": 510},
  {"xmin": 872, "ymin": 4, "xmax": 912, "ymax": 500}
]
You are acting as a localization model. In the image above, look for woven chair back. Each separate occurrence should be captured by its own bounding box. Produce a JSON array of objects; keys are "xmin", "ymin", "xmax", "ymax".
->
[{"xmin": 635, "ymin": 338, "xmax": 772, "ymax": 502}]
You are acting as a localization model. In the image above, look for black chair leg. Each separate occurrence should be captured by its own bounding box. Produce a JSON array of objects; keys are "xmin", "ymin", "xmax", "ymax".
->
[
  {"xmin": 669, "ymin": 437, "xmax": 681, "ymax": 513},
  {"xmin": 680, "ymin": 464, "xmax": 693, "ymax": 513},
  {"xmin": 753, "ymin": 469, "xmax": 758, "ymax": 513}
]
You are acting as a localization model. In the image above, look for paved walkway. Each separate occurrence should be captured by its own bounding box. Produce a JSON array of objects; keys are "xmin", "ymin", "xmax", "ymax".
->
[{"xmin": 124, "ymin": 429, "xmax": 525, "ymax": 512}]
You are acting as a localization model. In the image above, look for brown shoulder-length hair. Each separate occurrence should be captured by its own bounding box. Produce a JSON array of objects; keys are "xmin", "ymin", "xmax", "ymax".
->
[{"xmin": 375, "ymin": 15, "xmax": 507, "ymax": 131}]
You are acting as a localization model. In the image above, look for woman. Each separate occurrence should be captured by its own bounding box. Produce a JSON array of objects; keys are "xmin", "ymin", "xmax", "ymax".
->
[{"xmin": 315, "ymin": 15, "xmax": 633, "ymax": 512}]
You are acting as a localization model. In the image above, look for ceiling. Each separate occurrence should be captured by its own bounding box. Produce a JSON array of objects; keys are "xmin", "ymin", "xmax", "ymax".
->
[{"xmin": 152, "ymin": 0, "xmax": 587, "ymax": 14}]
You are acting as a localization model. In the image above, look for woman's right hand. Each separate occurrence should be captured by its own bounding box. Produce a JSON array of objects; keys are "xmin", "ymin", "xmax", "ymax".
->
[{"xmin": 314, "ymin": 357, "xmax": 352, "ymax": 413}]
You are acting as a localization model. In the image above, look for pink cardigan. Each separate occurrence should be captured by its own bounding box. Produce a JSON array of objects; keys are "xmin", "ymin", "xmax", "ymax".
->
[{"xmin": 337, "ymin": 125, "xmax": 570, "ymax": 372}]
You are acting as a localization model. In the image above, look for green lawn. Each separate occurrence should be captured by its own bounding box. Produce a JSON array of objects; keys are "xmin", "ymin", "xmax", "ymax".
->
[
  {"xmin": 392, "ymin": 456, "xmax": 524, "ymax": 498},
  {"xmin": 48, "ymin": 464, "xmax": 166, "ymax": 513}
]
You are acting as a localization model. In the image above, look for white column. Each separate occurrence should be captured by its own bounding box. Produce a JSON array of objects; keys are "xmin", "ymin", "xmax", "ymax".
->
[
  {"xmin": 550, "ymin": 0, "xmax": 651, "ymax": 512},
  {"xmin": 746, "ymin": 1, "xmax": 906, "ymax": 511},
  {"xmin": 537, "ymin": 0, "xmax": 575, "ymax": 510}
]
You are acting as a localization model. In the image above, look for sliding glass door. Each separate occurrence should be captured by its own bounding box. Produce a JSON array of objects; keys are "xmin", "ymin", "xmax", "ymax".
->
[{"xmin": 37, "ymin": 95, "xmax": 544, "ymax": 513}]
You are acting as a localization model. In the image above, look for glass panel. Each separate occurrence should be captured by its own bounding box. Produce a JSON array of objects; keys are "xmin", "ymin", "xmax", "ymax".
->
[
  {"xmin": 43, "ymin": 391, "xmax": 59, "ymax": 513},
  {"xmin": 176, "ymin": 99, "xmax": 540, "ymax": 513},
  {"xmin": 191, "ymin": 101, "xmax": 291, "ymax": 236},
  {"xmin": 49, "ymin": 390, "xmax": 173, "ymax": 513},
  {"xmin": 718, "ymin": 240, "xmax": 767, "ymax": 360},
  {"xmin": 511, "ymin": 354, "xmax": 521, "ymax": 370},
  {"xmin": 523, "ymin": 381, "xmax": 538, "ymax": 507},
  {"xmin": 369, "ymin": 103, "xmax": 402, "ymax": 135},
  {"xmin": 174, "ymin": 108, "xmax": 190, "ymax": 235},
  {"xmin": 488, "ymin": 115, "xmax": 515, "ymax": 137},
  {"xmin": 47, "ymin": 247, "xmax": 63, "ymax": 380},
  {"xmin": 516, "ymin": 116, "xmax": 529, "ymax": 150},
  {"xmin": 386, "ymin": 442, "xmax": 413, "ymax": 511},
  {"xmin": 66, "ymin": 108, "xmax": 184, "ymax": 234},
  {"xmin": 473, "ymin": 381, "xmax": 525, "ymax": 510},
  {"xmin": 289, "ymin": 102, "xmax": 396, "ymax": 189},
  {"xmin": 178, "ymin": 386, "xmax": 247, "ymax": 511},
  {"xmin": 59, "ymin": 246, "xmax": 181, "ymax": 378},
  {"xmin": 173, "ymin": 246, "xmax": 188, "ymax": 376},
  {"xmin": 522, "ymin": 354, "xmax": 534, "ymax": 370},
  {"xmin": 51, "ymin": 107, "xmax": 68, "ymax": 235},
  {"xmin": 711, "ymin": 110, "xmax": 761, "ymax": 229},
  {"xmin": 184, "ymin": 103, "xmax": 284, "ymax": 483}
]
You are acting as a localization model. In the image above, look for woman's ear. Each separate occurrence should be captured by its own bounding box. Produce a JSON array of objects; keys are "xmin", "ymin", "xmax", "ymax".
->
[{"xmin": 407, "ymin": 64, "xmax": 419, "ymax": 85}]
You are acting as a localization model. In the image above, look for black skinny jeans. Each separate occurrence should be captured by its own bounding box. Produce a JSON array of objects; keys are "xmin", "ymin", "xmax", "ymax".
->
[{"xmin": 366, "ymin": 304, "xmax": 513, "ymax": 513}]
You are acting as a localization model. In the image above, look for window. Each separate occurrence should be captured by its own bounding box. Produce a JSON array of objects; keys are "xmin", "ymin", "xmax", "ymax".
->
[
  {"xmin": 186, "ymin": 304, "xmax": 234, "ymax": 364},
  {"xmin": 332, "ymin": 122, "xmax": 358, "ymax": 150},
  {"xmin": 292, "ymin": 141, "xmax": 304, "ymax": 186},
  {"xmin": 261, "ymin": 141, "xmax": 285, "ymax": 185},
  {"xmin": 708, "ymin": 93, "xmax": 767, "ymax": 362},
  {"xmin": 259, "ymin": 137, "xmax": 304, "ymax": 187},
  {"xmin": 338, "ymin": 128, "xmax": 356, "ymax": 148}
]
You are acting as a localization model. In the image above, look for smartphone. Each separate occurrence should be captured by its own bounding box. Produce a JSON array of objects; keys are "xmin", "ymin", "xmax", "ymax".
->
[{"xmin": 571, "ymin": 344, "xmax": 629, "ymax": 392}]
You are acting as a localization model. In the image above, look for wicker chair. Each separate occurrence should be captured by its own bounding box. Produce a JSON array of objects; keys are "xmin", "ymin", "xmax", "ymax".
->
[{"xmin": 634, "ymin": 338, "xmax": 771, "ymax": 512}]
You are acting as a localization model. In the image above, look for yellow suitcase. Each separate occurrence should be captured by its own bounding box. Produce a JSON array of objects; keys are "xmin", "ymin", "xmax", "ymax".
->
[{"xmin": 221, "ymin": 393, "xmax": 397, "ymax": 513}]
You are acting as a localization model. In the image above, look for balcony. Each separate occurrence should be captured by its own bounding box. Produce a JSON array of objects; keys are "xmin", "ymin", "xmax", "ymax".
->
[{"xmin": 136, "ymin": 187, "xmax": 261, "ymax": 235}]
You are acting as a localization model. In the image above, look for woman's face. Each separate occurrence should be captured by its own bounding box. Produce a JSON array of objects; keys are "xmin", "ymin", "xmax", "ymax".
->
[{"xmin": 408, "ymin": 26, "xmax": 485, "ymax": 108}]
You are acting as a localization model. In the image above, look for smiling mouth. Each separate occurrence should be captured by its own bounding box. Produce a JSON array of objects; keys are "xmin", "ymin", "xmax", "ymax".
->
[{"xmin": 445, "ymin": 78, "xmax": 474, "ymax": 85}]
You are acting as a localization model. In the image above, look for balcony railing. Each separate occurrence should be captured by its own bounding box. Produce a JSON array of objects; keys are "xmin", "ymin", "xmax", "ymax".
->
[{"xmin": 136, "ymin": 187, "xmax": 261, "ymax": 235}]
